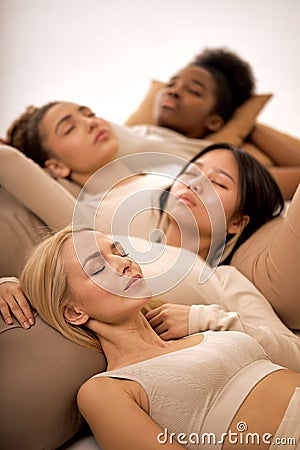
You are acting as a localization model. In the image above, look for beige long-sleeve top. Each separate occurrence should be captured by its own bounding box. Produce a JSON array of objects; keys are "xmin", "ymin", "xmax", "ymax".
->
[{"xmin": 0, "ymin": 145, "xmax": 80, "ymax": 275}]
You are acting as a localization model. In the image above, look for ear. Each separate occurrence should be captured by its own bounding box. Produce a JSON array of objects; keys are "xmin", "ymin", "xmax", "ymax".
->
[
  {"xmin": 63, "ymin": 304, "xmax": 89, "ymax": 326},
  {"xmin": 44, "ymin": 158, "xmax": 71, "ymax": 179},
  {"xmin": 227, "ymin": 214, "xmax": 250, "ymax": 236},
  {"xmin": 205, "ymin": 114, "xmax": 224, "ymax": 132}
]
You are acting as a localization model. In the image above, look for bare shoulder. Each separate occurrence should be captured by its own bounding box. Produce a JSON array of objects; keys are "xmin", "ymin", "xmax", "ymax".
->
[
  {"xmin": 77, "ymin": 375, "xmax": 149, "ymax": 413},
  {"xmin": 77, "ymin": 376, "xmax": 122, "ymax": 406}
]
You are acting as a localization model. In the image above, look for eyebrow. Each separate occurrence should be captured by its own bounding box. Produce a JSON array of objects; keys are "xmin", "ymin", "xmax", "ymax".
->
[
  {"xmin": 194, "ymin": 161, "xmax": 236, "ymax": 184},
  {"xmin": 83, "ymin": 251, "xmax": 102, "ymax": 268},
  {"xmin": 170, "ymin": 75, "xmax": 207, "ymax": 90},
  {"xmin": 54, "ymin": 105, "xmax": 90, "ymax": 134},
  {"xmin": 190, "ymin": 78, "xmax": 207, "ymax": 90},
  {"xmin": 82, "ymin": 242, "xmax": 117, "ymax": 267}
]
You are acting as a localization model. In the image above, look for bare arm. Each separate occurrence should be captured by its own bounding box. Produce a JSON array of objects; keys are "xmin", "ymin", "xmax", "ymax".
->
[
  {"xmin": 77, "ymin": 377, "xmax": 185, "ymax": 450},
  {"xmin": 268, "ymin": 167, "xmax": 300, "ymax": 200},
  {"xmin": 250, "ymin": 123, "xmax": 300, "ymax": 166},
  {"xmin": 249, "ymin": 123, "xmax": 300, "ymax": 199}
]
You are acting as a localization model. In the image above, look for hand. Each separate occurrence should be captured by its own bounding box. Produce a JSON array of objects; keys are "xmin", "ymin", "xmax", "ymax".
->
[
  {"xmin": 145, "ymin": 303, "xmax": 190, "ymax": 340},
  {"xmin": 0, "ymin": 281, "xmax": 35, "ymax": 329}
]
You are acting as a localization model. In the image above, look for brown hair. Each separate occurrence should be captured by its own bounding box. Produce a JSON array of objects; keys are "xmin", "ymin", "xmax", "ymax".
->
[{"xmin": 6, "ymin": 102, "xmax": 59, "ymax": 167}]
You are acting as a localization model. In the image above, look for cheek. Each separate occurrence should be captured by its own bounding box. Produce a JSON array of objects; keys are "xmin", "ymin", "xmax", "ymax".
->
[
  {"xmin": 51, "ymin": 139, "xmax": 78, "ymax": 161},
  {"xmin": 92, "ymin": 273, "xmax": 124, "ymax": 298},
  {"xmin": 170, "ymin": 180, "xmax": 185, "ymax": 195},
  {"xmin": 218, "ymin": 192, "xmax": 238, "ymax": 223}
]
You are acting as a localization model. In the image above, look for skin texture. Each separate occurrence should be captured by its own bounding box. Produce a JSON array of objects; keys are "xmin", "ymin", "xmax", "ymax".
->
[
  {"xmin": 153, "ymin": 66, "xmax": 224, "ymax": 138},
  {"xmin": 62, "ymin": 232, "xmax": 152, "ymax": 328},
  {"xmin": 166, "ymin": 149, "xmax": 249, "ymax": 260},
  {"xmin": 40, "ymin": 102, "xmax": 119, "ymax": 185}
]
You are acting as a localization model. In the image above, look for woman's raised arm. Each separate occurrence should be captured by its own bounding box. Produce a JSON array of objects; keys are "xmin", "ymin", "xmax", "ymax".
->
[{"xmin": 0, "ymin": 145, "xmax": 76, "ymax": 229}]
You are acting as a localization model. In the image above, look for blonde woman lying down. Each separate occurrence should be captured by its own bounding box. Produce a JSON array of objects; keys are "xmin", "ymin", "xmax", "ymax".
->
[{"xmin": 19, "ymin": 227, "xmax": 300, "ymax": 450}]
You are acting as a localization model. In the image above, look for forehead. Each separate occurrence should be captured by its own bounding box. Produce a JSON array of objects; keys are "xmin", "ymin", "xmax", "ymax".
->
[
  {"xmin": 196, "ymin": 149, "xmax": 238, "ymax": 172},
  {"xmin": 44, "ymin": 102, "xmax": 80, "ymax": 121},
  {"xmin": 173, "ymin": 65, "xmax": 216, "ymax": 85},
  {"xmin": 41, "ymin": 102, "xmax": 80, "ymax": 132},
  {"xmin": 62, "ymin": 231, "xmax": 111, "ymax": 269}
]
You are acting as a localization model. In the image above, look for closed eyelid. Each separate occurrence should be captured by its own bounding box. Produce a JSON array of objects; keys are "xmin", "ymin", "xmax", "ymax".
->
[
  {"xmin": 55, "ymin": 115, "xmax": 73, "ymax": 134},
  {"xmin": 194, "ymin": 162, "xmax": 235, "ymax": 184},
  {"xmin": 55, "ymin": 107, "xmax": 96, "ymax": 134}
]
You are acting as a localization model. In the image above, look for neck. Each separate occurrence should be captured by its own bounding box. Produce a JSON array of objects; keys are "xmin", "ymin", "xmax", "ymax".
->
[
  {"xmin": 165, "ymin": 220, "xmax": 210, "ymax": 260},
  {"xmin": 71, "ymin": 159, "xmax": 134, "ymax": 191},
  {"xmin": 88, "ymin": 312, "xmax": 168, "ymax": 370}
]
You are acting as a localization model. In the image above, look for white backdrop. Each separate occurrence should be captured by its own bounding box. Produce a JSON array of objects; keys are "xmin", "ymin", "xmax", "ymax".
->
[{"xmin": 1, "ymin": 0, "xmax": 299, "ymax": 138}]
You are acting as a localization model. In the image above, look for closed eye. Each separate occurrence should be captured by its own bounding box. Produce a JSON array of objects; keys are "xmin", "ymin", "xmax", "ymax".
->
[
  {"xmin": 64, "ymin": 125, "xmax": 75, "ymax": 135},
  {"xmin": 91, "ymin": 266, "xmax": 105, "ymax": 276},
  {"xmin": 212, "ymin": 180, "xmax": 228, "ymax": 189},
  {"xmin": 189, "ymin": 89, "xmax": 202, "ymax": 97}
]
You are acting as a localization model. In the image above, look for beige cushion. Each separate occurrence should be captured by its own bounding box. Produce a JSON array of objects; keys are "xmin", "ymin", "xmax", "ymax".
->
[
  {"xmin": 0, "ymin": 188, "xmax": 51, "ymax": 276},
  {"xmin": 0, "ymin": 314, "xmax": 105, "ymax": 450}
]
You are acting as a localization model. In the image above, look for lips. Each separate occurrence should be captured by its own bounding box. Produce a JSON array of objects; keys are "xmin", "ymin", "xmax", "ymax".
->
[
  {"xmin": 124, "ymin": 274, "xmax": 143, "ymax": 291},
  {"xmin": 178, "ymin": 193, "xmax": 196, "ymax": 207},
  {"xmin": 94, "ymin": 129, "xmax": 109, "ymax": 143},
  {"xmin": 159, "ymin": 96, "xmax": 178, "ymax": 109}
]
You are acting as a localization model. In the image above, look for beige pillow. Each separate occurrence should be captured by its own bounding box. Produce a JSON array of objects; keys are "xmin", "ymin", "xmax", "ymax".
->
[
  {"xmin": 0, "ymin": 314, "xmax": 105, "ymax": 450},
  {"xmin": 125, "ymin": 80, "xmax": 165, "ymax": 126},
  {"xmin": 125, "ymin": 79, "xmax": 272, "ymax": 148}
]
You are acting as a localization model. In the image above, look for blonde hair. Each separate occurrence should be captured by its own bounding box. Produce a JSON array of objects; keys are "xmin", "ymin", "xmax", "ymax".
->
[
  {"xmin": 20, "ymin": 226, "xmax": 101, "ymax": 352},
  {"xmin": 20, "ymin": 226, "xmax": 166, "ymax": 352}
]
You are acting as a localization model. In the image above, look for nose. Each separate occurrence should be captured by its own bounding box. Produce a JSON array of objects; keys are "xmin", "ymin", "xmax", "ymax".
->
[
  {"xmin": 166, "ymin": 82, "xmax": 183, "ymax": 97},
  {"xmin": 111, "ymin": 255, "xmax": 132, "ymax": 275},
  {"xmin": 82, "ymin": 115, "xmax": 99, "ymax": 133},
  {"xmin": 188, "ymin": 175, "xmax": 205, "ymax": 195}
]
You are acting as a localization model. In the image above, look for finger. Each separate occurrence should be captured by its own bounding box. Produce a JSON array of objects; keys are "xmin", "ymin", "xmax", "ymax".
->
[
  {"xmin": 147, "ymin": 315, "xmax": 163, "ymax": 328},
  {"xmin": 159, "ymin": 330, "xmax": 174, "ymax": 341},
  {"xmin": 1, "ymin": 298, "xmax": 31, "ymax": 329},
  {"xmin": 145, "ymin": 307, "xmax": 162, "ymax": 320},
  {"xmin": 13, "ymin": 293, "xmax": 34, "ymax": 325},
  {"xmin": 153, "ymin": 322, "xmax": 168, "ymax": 335},
  {"xmin": 0, "ymin": 302, "xmax": 14, "ymax": 325}
]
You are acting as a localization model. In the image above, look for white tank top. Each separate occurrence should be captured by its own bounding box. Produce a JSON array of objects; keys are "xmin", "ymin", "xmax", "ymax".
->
[{"xmin": 94, "ymin": 331, "xmax": 283, "ymax": 449}]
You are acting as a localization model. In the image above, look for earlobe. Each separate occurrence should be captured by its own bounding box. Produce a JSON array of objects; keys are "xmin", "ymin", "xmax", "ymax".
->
[
  {"xmin": 227, "ymin": 215, "xmax": 250, "ymax": 235},
  {"xmin": 63, "ymin": 304, "xmax": 89, "ymax": 325},
  {"xmin": 44, "ymin": 158, "xmax": 71, "ymax": 179},
  {"xmin": 205, "ymin": 114, "xmax": 224, "ymax": 132}
]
